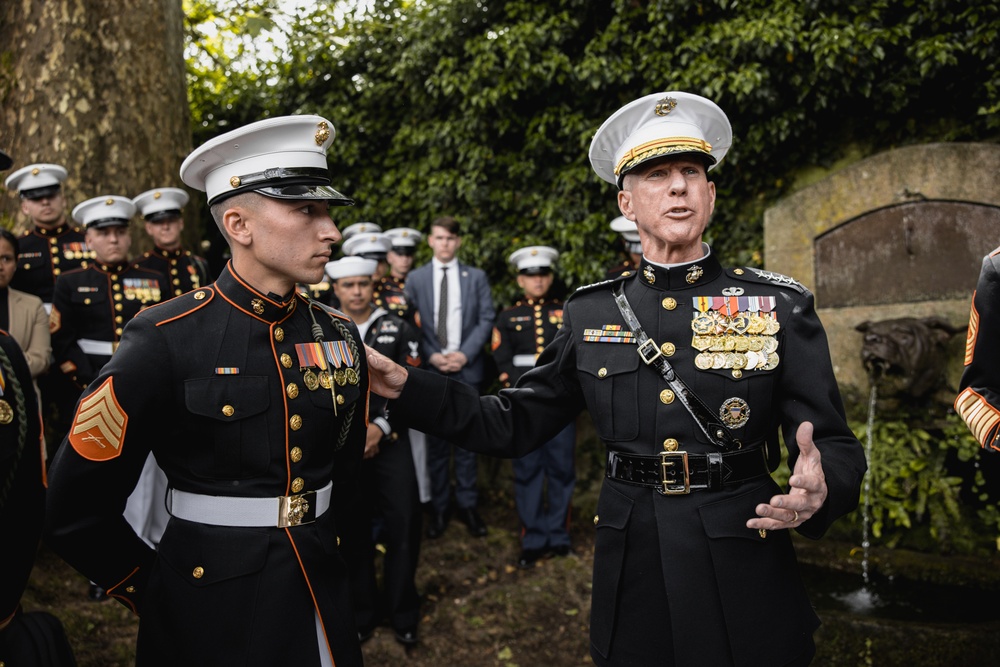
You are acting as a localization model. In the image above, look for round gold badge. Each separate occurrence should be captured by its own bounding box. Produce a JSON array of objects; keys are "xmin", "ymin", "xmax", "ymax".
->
[{"xmin": 0, "ymin": 399, "xmax": 14, "ymax": 425}]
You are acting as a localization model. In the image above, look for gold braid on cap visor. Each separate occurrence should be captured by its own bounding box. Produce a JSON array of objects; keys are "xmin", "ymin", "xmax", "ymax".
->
[{"xmin": 615, "ymin": 137, "xmax": 713, "ymax": 177}]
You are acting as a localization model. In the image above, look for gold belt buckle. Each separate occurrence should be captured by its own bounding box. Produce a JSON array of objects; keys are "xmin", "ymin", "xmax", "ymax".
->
[
  {"xmin": 659, "ymin": 451, "xmax": 690, "ymax": 495},
  {"xmin": 278, "ymin": 490, "xmax": 316, "ymax": 527}
]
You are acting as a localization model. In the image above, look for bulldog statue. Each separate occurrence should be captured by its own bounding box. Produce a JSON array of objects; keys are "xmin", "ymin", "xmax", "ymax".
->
[{"xmin": 856, "ymin": 316, "xmax": 966, "ymax": 402}]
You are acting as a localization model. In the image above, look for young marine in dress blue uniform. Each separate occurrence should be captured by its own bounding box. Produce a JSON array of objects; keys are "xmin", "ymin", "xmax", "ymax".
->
[
  {"xmin": 46, "ymin": 116, "xmax": 370, "ymax": 666},
  {"xmin": 367, "ymin": 92, "xmax": 867, "ymax": 666},
  {"xmin": 50, "ymin": 196, "xmax": 170, "ymax": 391},
  {"xmin": 132, "ymin": 187, "xmax": 212, "ymax": 297},
  {"xmin": 493, "ymin": 245, "xmax": 576, "ymax": 569}
]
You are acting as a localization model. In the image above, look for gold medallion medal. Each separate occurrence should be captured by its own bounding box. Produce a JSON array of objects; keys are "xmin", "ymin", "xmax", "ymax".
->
[
  {"xmin": 333, "ymin": 368, "xmax": 347, "ymax": 386},
  {"xmin": 0, "ymin": 400, "xmax": 13, "ymax": 425},
  {"xmin": 345, "ymin": 368, "xmax": 360, "ymax": 385},
  {"xmin": 303, "ymin": 369, "xmax": 320, "ymax": 391},
  {"xmin": 318, "ymin": 371, "xmax": 333, "ymax": 390}
]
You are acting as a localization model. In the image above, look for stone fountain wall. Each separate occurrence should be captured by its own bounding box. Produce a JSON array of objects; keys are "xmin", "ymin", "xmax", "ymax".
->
[{"xmin": 763, "ymin": 142, "xmax": 1000, "ymax": 397}]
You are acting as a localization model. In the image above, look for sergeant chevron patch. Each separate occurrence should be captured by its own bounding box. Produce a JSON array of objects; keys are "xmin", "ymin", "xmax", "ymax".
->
[{"xmin": 70, "ymin": 377, "xmax": 128, "ymax": 461}]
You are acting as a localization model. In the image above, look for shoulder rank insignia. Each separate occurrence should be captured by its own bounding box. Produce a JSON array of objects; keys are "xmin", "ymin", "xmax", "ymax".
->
[
  {"xmin": 69, "ymin": 377, "xmax": 128, "ymax": 461},
  {"xmin": 737, "ymin": 268, "xmax": 807, "ymax": 294}
]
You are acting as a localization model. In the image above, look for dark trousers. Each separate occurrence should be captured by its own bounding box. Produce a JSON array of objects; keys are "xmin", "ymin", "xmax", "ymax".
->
[
  {"xmin": 513, "ymin": 421, "xmax": 576, "ymax": 550},
  {"xmin": 344, "ymin": 434, "xmax": 422, "ymax": 631},
  {"xmin": 427, "ymin": 433, "xmax": 478, "ymax": 514}
]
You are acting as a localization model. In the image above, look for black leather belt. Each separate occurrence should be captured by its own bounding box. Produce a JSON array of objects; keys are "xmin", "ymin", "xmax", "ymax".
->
[{"xmin": 606, "ymin": 447, "xmax": 769, "ymax": 495}]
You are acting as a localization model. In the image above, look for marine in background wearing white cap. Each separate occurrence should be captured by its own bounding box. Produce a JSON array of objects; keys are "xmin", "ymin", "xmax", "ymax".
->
[
  {"xmin": 4, "ymin": 163, "xmax": 94, "ymax": 307},
  {"xmin": 5, "ymin": 163, "xmax": 95, "ymax": 457},
  {"xmin": 365, "ymin": 92, "xmax": 866, "ymax": 666},
  {"xmin": 491, "ymin": 245, "xmax": 577, "ymax": 570},
  {"xmin": 132, "ymin": 187, "xmax": 212, "ymax": 297},
  {"xmin": 46, "ymin": 115, "xmax": 370, "ymax": 667},
  {"xmin": 326, "ymin": 255, "xmax": 424, "ymax": 647},
  {"xmin": 375, "ymin": 227, "xmax": 422, "ymax": 324},
  {"xmin": 605, "ymin": 215, "xmax": 643, "ymax": 279},
  {"xmin": 342, "ymin": 231, "xmax": 391, "ymax": 282}
]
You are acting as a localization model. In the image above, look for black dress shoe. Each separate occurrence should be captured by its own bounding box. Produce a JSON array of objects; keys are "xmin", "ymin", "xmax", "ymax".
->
[
  {"xmin": 394, "ymin": 626, "xmax": 419, "ymax": 646},
  {"xmin": 426, "ymin": 512, "xmax": 447, "ymax": 539},
  {"xmin": 88, "ymin": 583, "xmax": 108, "ymax": 602},
  {"xmin": 517, "ymin": 547, "xmax": 547, "ymax": 569},
  {"xmin": 549, "ymin": 544, "xmax": 571, "ymax": 557},
  {"xmin": 456, "ymin": 507, "xmax": 487, "ymax": 537}
]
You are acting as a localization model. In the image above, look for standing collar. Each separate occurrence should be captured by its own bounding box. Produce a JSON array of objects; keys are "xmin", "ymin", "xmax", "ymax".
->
[
  {"xmin": 634, "ymin": 247, "xmax": 722, "ymax": 291},
  {"xmin": 215, "ymin": 262, "xmax": 297, "ymax": 323},
  {"xmin": 432, "ymin": 257, "xmax": 458, "ymax": 271},
  {"xmin": 94, "ymin": 262, "xmax": 129, "ymax": 275},
  {"xmin": 34, "ymin": 222, "xmax": 74, "ymax": 237},
  {"xmin": 152, "ymin": 246, "xmax": 187, "ymax": 259}
]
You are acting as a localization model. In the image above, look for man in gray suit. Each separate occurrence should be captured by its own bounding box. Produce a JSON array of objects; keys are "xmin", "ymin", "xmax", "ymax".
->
[{"xmin": 405, "ymin": 216, "xmax": 494, "ymax": 537}]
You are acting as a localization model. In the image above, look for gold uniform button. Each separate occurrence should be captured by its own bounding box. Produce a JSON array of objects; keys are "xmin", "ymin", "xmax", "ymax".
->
[
  {"xmin": 115, "ymin": 327, "xmax": 123, "ymax": 335},
  {"xmin": 759, "ymin": 528, "xmax": 767, "ymax": 539},
  {"xmin": 291, "ymin": 477, "xmax": 305, "ymax": 493},
  {"xmin": 659, "ymin": 389, "xmax": 675, "ymax": 404},
  {"xmin": 115, "ymin": 303, "xmax": 123, "ymax": 312},
  {"xmin": 663, "ymin": 438, "xmax": 679, "ymax": 451},
  {"xmin": 660, "ymin": 342, "xmax": 675, "ymax": 356},
  {"xmin": 515, "ymin": 325, "xmax": 522, "ymax": 331},
  {"xmin": 83, "ymin": 298, "xmax": 91, "ymax": 305},
  {"xmin": 597, "ymin": 367, "xmax": 608, "ymax": 379},
  {"xmin": 281, "ymin": 353, "xmax": 293, "ymax": 368},
  {"xmin": 735, "ymin": 268, "xmax": 745, "ymax": 275},
  {"xmin": 732, "ymin": 369, "xmax": 743, "ymax": 379},
  {"xmin": 194, "ymin": 290, "xmax": 206, "ymax": 300},
  {"xmin": 126, "ymin": 585, "xmax": 135, "ymax": 593},
  {"xmin": 535, "ymin": 327, "xmax": 544, "ymax": 335},
  {"xmin": 53, "ymin": 268, "xmax": 61, "ymax": 275},
  {"xmin": 662, "ymin": 297, "xmax": 677, "ymax": 310},
  {"xmin": 172, "ymin": 278, "xmax": 181, "ymax": 286},
  {"xmin": 536, "ymin": 336, "xmax": 545, "ymax": 344},
  {"xmin": 337, "ymin": 536, "xmax": 341, "ymax": 546},
  {"xmin": 593, "ymin": 515, "xmax": 599, "ymax": 525},
  {"xmin": 290, "ymin": 414, "xmax": 302, "ymax": 430},
  {"xmin": 115, "ymin": 316, "xmax": 123, "ymax": 324},
  {"xmin": 290, "ymin": 447, "xmax": 303, "ymax": 463},
  {"xmin": 274, "ymin": 327, "xmax": 284, "ymax": 342},
  {"xmin": 114, "ymin": 293, "xmax": 122, "ymax": 301},
  {"xmin": 52, "ymin": 256, "xmax": 60, "ymax": 265},
  {"xmin": 192, "ymin": 566, "xmax": 204, "ymax": 579},
  {"xmin": 336, "ymin": 394, "xmax": 345, "ymax": 405},
  {"xmin": 286, "ymin": 383, "xmax": 299, "ymax": 399},
  {"xmin": 222, "ymin": 405, "xmax": 235, "ymax": 417}
]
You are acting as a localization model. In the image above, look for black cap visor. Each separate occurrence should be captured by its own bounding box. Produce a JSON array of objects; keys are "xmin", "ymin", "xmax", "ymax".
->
[
  {"xmin": 145, "ymin": 209, "xmax": 183, "ymax": 223},
  {"xmin": 209, "ymin": 166, "xmax": 353, "ymax": 207},
  {"xmin": 20, "ymin": 184, "xmax": 62, "ymax": 200},
  {"xmin": 87, "ymin": 218, "xmax": 130, "ymax": 230},
  {"xmin": 519, "ymin": 267, "xmax": 553, "ymax": 276}
]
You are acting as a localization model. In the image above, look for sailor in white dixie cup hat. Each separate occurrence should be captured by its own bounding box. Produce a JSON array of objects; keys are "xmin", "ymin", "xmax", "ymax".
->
[
  {"xmin": 363, "ymin": 92, "xmax": 865, "ymax": 667},
  {"xmin": 46, "ymin": 115, "xmax": 372, "ymax": 667},
  {"xmin": 326, "ymin": 253, "xmax": 425, "ymax": 648},
  {"xmin": 132, "ymin": 187, "xmax": 211, "ymax": 297},
  {"xmin": 325, "ymin": 255, "xmax": 377, "ymax": 283}
]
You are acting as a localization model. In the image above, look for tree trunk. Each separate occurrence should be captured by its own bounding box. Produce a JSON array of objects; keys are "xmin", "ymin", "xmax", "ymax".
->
[{"xmin": 0, "ymin": 0, "xmax": 193, "ymax": 252}]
